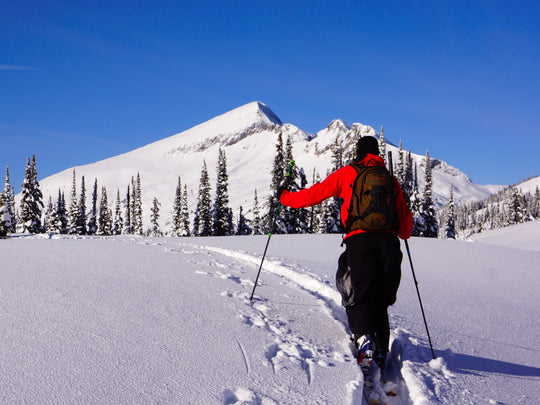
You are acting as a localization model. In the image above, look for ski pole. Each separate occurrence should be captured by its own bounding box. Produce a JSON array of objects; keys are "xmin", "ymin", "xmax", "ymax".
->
[
  {"xmin": 250, "ymin": 160, "xmax": 295, "ymax": 301},
  {"xmin": 388, "ymin": 151, "xmax": 436, "ymax": 360},
  {"xmin": 404, "ymin": 239, "xmax": 436, "ymax": 359}
]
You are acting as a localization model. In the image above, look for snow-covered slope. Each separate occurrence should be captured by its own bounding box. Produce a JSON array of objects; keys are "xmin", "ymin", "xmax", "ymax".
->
[
  {"xmin": 34, "ymin": 101, "xmax": 501, "ymax": 231},
  {"xmin": 469, "ymin": 218, "xmax": 540, "ymax": 251},
  {"xmin": 514, "ymin": 175, "xmax": 540, "ymax": 195},
  {"xmin": 1, "ymin": 232, "xmax": 538, "ymax": 404}
]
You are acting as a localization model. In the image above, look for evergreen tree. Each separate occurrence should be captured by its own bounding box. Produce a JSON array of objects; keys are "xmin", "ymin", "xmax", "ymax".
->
[
  {"xmin": 44, "ymin": 196, "xmax": 61, "ymax": 234},
  {"xmin": 171, "ymin": 176, "xmax": 184, "ymax": 237},
  {"xmin": 76, "ymin": 176, "xmax": 87, "ymax": 235},
  {"xmin": 445, "ymin": 185, "xmax": 456, "ymax": 239},
  {"xmin": 325, "ymin": 139, "xmax": 345, "ymax": 234},
  {"xmin": 180, "ymin": 184, "xmax": 190, "ymax": 236},
  {"xmin": 331, "ymin": 138, "xmax": 343, "ymax": 171},
  {"xmin": 534, "ymin": 186, "xmax": 540, "ymax": 219},
  {"xmin": 236, "ymin": 206, "xmax": 252, "ymax": 235},
  {"xmin": 397, "ymin": 141, "xmax": 404, "ymax": 185},
  {"xmin": 68, "ymin": 169, "xmax": 79, "ymax": 234},
  {"xmin": 420, "ymin": 151, "xmax": 439, "ymax": 237},
  {"xmin": 150, "ymin": 197, "xmax": 161, "ymax": 236},
  {"xmin": 113, "ymin": 189, "xmax": 123, "ymax": 235},
  {"xmin": 56, "ymin": 190, "xmax": 68, "ymax": 234},
  {"xmin": 123, "ymin": 185, "xmax": 132, "ymax": 234},
  {"xmin": 279, "ymin": 136, "xmax": 309, "ymax": 233},
  {"xmin": 194, "ymin": 160, "xmax": 212, "ymax": 236},
  {"xmin": 379, "ymin": 126, "xmax": 387, "ymax": 164},
  {"xmin": 402, "ymin": 150, "xmax": 414, "ymax": 207},
  {"xmin": 87, "ymin": 179, "xmax": 98, "ymax": 235},
  {"xmin": 213, "ymin": 149, "xmax": 232, "ymax": 236},
  {"xmin": 133, "ymin": 173, "xmax": 143, "ymax": 235},
  {"xmin": 252, "ymin": 189, "xmax": 263, "ymax": 235},
  {"xmin": 98, "ymin": 187, "xmax": 112, "ymax": 235},
  {"xmin": 268, "ymin": 132, "xmax": 285, "ymax": 231},
  {"xmin": 0, "ymin": 203, "xmax": 11, "ymax": 237},
  {"xmin": 2, "ymin": 166, "xmax": 16, "ymax": 233},
  {"xmin": 508, "ymin": 187, "xmax": 524, "ymax": 225},
  {"xmin": 309, "ymin": 170, "xmax": 322, "ymax": 233},
  {"xmin": 20, "ymin": 155, "xmax": 44, "ymax": 233},
  {"xmin": 410, "ymin": 162, "xmax": 423, "ymax": 236}
]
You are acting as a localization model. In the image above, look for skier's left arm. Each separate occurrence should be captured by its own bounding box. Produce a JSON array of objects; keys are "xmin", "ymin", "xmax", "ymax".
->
[{"xmin": 394, "ymin": 178, "xmax": 413, "ymax": 240}]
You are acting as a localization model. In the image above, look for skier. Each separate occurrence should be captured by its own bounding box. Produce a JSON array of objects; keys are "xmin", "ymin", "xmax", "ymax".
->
[{"xmin": 279, "ymin": 136, "xmax": 413, "ymax": 371}]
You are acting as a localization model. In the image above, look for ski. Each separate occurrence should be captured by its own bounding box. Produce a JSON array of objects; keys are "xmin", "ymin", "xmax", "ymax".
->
[{"xmin": 351, "ymin": 339, "xmax": 395, "ymax": 405}]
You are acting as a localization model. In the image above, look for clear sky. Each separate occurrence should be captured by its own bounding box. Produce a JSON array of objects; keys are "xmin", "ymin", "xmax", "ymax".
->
[{"xmin": 2, "ymin": 0, "xmax": 539, "ymax": 193}]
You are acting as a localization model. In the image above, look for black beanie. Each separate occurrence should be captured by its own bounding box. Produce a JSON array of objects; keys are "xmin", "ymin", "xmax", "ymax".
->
[{"xmin": 355, "ymin": 136, "xmax": 380, "ymax": 160}]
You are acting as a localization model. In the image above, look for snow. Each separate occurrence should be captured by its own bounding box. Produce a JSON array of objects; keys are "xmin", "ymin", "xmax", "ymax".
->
[
  {"xmin": 469, "ymin": 219, "xmax": 540, "ymax": 252},
  {"xmin": 515, "ymin": 175, "xmax": 540, "ymax": 195},
  {"xmin": 1, "ymin": 231, "xmax": 538, "ymax": 404},
  {"xmin": 26, "ymin": 101, "xmax": 501, "ymax": 232}
]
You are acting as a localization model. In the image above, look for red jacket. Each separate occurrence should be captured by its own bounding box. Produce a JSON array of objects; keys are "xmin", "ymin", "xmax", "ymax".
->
[{"xmin": 280, "ymin": 154, "xmax": 413, "ymax": 240}]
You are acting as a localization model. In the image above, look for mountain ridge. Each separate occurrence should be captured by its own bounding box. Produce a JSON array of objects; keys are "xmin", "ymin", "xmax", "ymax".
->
[{"xmin": 32, "ymin": 101, "xmax": 502, "ymax": 230}]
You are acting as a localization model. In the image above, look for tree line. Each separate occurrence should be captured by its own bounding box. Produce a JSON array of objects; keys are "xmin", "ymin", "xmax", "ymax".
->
[
  {"xmin": 438, "ymin": 180, "xmax": 540, "ymax": 239},
  {"xmin": 4, "ymin": 133, "xmax": 535, "ymax": 239}
]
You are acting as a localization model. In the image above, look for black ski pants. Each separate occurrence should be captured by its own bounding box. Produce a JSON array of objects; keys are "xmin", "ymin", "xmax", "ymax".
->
[{"xmin": 343, "ymin": 233, "xmax": 402, "ymax": 353}]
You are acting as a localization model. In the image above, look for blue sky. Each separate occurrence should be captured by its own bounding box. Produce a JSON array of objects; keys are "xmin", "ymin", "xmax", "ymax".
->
[{"xmin": 2, "ymin": 0, "xmax": 539, "ymax": 193}]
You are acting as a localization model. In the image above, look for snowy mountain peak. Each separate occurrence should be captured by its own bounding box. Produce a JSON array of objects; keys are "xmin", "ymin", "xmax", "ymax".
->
[
  {"xmin": 162, "ymin": 101, "xmax": 282, "ymax": 155},
  {"xmin": 253, "ymin": 101, "xmax": 283, "ymax": 126}
]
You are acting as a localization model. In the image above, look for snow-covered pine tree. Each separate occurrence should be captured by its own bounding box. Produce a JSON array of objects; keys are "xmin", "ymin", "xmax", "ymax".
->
[
  {"xmin": 308, "ymin": 169, "xmax": 322, "ymax": 233},
  {"xmin": 0, "ymin": 203, "xmax": 11, "ymax": 237},
  {"xmin": 180, "ymin": 184, "xmax": 190, "ymax": 236},
  {"xmin": 266, "ymin": 132, "xmax": 285, "ymax": 232},
  {"xmin": 44, "ymin": 196, "xmax": 61, "ymax": 234},
  {"xmin": 87, "ymin": 178, "xmax": 98, "ymax": 235},
  {"xmin": 534, "ymin": 186, "xmax": 540, "ymax": 219},
  {"xmin": 420, "ymin": 151, "xmax": 439, "ymax": 237},
  {"xmin": 98, "ymin": 186, "xmax": 112, "ymax": 235},
  {"xmin": 2, "ymin": 166, "xmax": 16, "ymax": 233},
  {"xmin": 445, "ymin": 185, "xmax": 456, "ymax": 239},
  {"xmin": 236, "ymin": 206, "xmax": 252, "ymax": 235},
  {"xmin": 68, "ymin": 169, "xmax": 79, "ymax": 234},
  {"xmin": 410, "ymin": 162, "xmax": 423, "ymax": 237},
  {"xmin": 194, "ymin": 160, "xmax": 212, "ymax": 236},
  {"xmin": 213, "ymin": 149, "xmax": 232, "ymax": 236},
  {"xmin": 56, "ymin": 190, "xmax": 68, "ymax": 234},
  {"xmin": 150, "ymin": 197, "xmax": 161, "ymax": 237},
  {"xmin": 123, "ymin": 185, "xmax": 132, "ymax": 234},
  {"xmin": 402, "ymin": 150, "xmax": 414, "ymax": 207},
  {"xmin": 171, "ymin": 176, "xmax": 183, "ymax": 237},
  {"xmin": 133, "ymin": 173, "xmax": 143, "ymax": 235},
  {"xmin": 251, "ymin": 189, "xmax": 263, "ymax": 235},
  {"xmin": 113, "ymin": 189, "xmax": 123, "ymax": 235},
  {"xmin": 279, "ymin": 136, "xmax": 311, "ymax": 234},
  {"xmin": 331, "ymin": 138, "xmax": 343, "ymax": 171},
  {"xmin": 508, "ymin": 187, "xmax": 524, "ymax": 225},
  {"xmin": 324, "ymin": 139, "xmax": 345, "ymax": 234},
  {"xmin": 20, "ymin": 155, "xmax": 44, "ymax": 234},
  {"xmin": 397, "ymin": 141, "xmax": 404, "ymax": 185},
  {"xmin": 76, "ymin": 176, "xmax": 87, "ymax": 235},
  {"xmin": 379, "ymin": 126, "xmax": 387, "ymax": 164}
]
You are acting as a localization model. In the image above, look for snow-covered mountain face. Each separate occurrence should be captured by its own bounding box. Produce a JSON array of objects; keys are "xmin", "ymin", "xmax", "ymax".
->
[{"xmin": 35, "ymin": 101, "xmax": 501, "ymax": 230}]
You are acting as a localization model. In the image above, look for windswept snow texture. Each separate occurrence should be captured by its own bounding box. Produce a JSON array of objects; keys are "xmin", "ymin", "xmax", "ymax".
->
[{"xmin": 0, "ymin": 233, "xmax": 538, "ymax": 404}]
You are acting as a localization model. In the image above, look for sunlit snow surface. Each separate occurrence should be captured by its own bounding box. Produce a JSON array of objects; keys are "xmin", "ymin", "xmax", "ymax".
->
[{"xmin": 1, "ymin": 225, "xmax": 538, "ymax": 404}]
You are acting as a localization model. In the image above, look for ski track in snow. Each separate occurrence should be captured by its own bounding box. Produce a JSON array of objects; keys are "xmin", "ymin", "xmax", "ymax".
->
[
  {"xmin": 112, "ymin": 236, "xmax": 462, "ymax": 405},
  {"xmin": 141, "ymin": 238, "xmax": 439, "ymax": 405}
]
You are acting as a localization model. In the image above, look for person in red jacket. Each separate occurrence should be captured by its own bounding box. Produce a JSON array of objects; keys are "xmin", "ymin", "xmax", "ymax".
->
[{"xmin": 279, "ymin": 136, "xmax": 413, "ymax": 371}]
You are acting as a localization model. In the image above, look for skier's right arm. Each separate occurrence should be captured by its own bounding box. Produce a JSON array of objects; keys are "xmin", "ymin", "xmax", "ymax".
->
[{"xmin": 280, "ymin": 168, "xmax": 343, "ymax": 209}]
